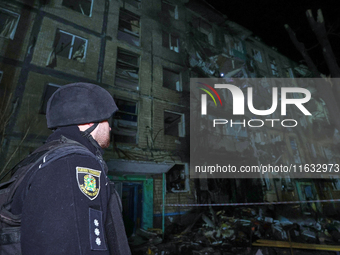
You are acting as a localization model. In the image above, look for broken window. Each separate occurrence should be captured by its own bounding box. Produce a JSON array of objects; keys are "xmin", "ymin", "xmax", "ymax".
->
[
  {"xmin": 115, "ymin": 48, "xmax": 139, "ymax": 90},
  {"xmin": 289, "ymin": 137, "xmax": 301, "ymax": 163},
  {"xmin": 62, "ymin": 0, "xmax": 93, "ymax": 17},
  {"xmin": 164, "ymin": 111, "xmax": 185, "ymax": 137},
  {"xmin": 162, "ymin": 31, "xmax": 179, "ymax": 52},
  {"xmin": 252, "ymin": 49, "xmax": 262, "ymax": 62},
  {"xmin": 46, "ymin": 29, "xmax": 87, "ymax": 67},
  {"xmin": 40, "ymin": 83, "xmax": 61, "ymax": 114},
  {"xmin": 224, "ymin": 35, "xmax": 243, "ymax": 56},
  {"xmin": 123, "ymin": 0, "xmax": 141, "ymax": 9},
  {"xmin": 118, "ymin": 9, "xmax": 140, "ymax": 47},
  {"xmin": 163, "ymin": 68, "xmax": 181, "ymax": 91},
  {"xmin": 161, "ymin": 1, "xmax": 178, "ymax": 20},
  {"xmin": 269, "ymin": 56, "xmax": 279, "ymax": 77},
  {"xmin": 166, "ymin": 164, "xmax": 189, "ymax": 192},
  {"xmin": 231, "ymin": 39, "xmax": 243, "ymax": 53},
  {"xmin": 112, "ymin": 98, "xmax": 138, "ymax": 144},
  {"xmin": 0, "ymin": 8, "xmax": 20, "ymax": 40},
  {"xmin": 192, "ymin": 17, "xmax": 214, "ymax": 45}
]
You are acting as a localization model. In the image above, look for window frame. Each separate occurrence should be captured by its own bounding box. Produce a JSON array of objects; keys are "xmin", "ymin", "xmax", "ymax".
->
[
  {"xmin": 115, "ymin": 48, "xmax": 140, "ymax": 90},
  {"xmin": 0, "ymin": 8, "xmax": 20, "ymax": 40},
  {"xmin": 162, "ymin": 68, "xmax": 181, "ymax": 91},
  {"xmin": 166, "ymin": 164, "xmax": 190, "ymax": 193},
  {"xmin": 164, "ymin": 110, "xmax": 185, "ymax": 137},
  {"xmin": 193, "ymin": 17, "xmax": 214, "ymax": 45},
  {"xmin": 62, "ymin": 0, "xmax": 94, "ymax": 17},
  {"xmin": 112, "ymin": 97, "xmax": 138, "ymax": 144},
  {"xmin": 162, "ymin": 31, "xmax": 179, "ymax": 53},
  {"xmin": 224, "ymin": 35, "xmax": 244, "ymax": 56},
  {"xmin": 118, "ymin": 9, "xmax": 140, "ymax": 47},
  {"xmin": 54, "ymin": 29, "xmax": 88, "ymax": 61},
  {"xmin": 161, "ymin": 0, "xmax": 179, "ymax": 20}
]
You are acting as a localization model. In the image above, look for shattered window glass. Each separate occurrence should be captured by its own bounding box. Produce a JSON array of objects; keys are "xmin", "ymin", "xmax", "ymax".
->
[
  {"xmin": 224, "ymin": 35, "xmax": 244, "ymax": 56},
  {"xmin": 118, "ymin": 9, "xmax": 140, "ymax": 47},
  {"xmin": 0, "ymin": 8, "xmax": 20, "ymax": 40},
  {"xmin": 192, "ymin": 17, "xmax": 214, "ymax": 45},
  {"xmin": 161, "ymin": 1, "xmax": 178, "ymax": 20},
  {"xmin": 52, "ymin": 30, "xmax": 87, "ymax": 62},
  {"xmin": 162, "ymin": 31, "xmax": 179, "ymax": 52},
  {"xmin": 166, "ymin": 164, "xmax": 188, "ymax": 192},
  {"xmin": 115, "ymin": 48, "xmax": 139, "ymax": 90},
  {"xmin": 62, "ymin": 0, "xmax": 93, "ymax": 17},
  {"xmin": 112, "ymin": 98, "xmax": 138, "ymax": 144},
  {"xmin": 163, "ymin": 68, "xmax": 181, "ymax": 91},
  {"xmin": 164, "ymin": 111, "xmax": 185, "ymax": 137},
  {"xmin": 40, "ymin": 83, "xmax": 61, "ymax": 114}
]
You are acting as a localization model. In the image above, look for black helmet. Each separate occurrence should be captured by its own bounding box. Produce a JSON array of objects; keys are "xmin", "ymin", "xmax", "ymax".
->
[{"xmin": 46, "ymin": 83, "xmax": 118, "ymax": 129}]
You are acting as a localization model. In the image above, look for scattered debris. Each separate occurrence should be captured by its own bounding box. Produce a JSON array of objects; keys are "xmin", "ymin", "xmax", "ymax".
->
[{"xmin": 129, "ymin": 206, "xmax": 340, "ymax": 255}]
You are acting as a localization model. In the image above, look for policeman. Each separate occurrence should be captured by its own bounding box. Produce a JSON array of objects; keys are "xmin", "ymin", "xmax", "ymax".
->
[{"xmin": 11, "ymin": 83, "xmax": 131, "ymax": 255}]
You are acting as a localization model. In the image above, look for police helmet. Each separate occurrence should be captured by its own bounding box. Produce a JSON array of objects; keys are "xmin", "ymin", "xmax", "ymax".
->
[{"xmin": 46, "ymin": 83, "xmax": 118, "ymax": 129}]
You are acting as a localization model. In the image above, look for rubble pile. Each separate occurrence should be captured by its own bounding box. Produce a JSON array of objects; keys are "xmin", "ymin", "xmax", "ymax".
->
[{"xmin": 129, "ymin": 206, "xmax": 340, "ymax": 255}]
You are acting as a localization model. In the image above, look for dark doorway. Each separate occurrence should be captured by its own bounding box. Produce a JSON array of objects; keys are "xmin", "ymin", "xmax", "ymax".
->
[{"xmin": 122, "ymin": 182, "xmax": 143, "ymax": 237}]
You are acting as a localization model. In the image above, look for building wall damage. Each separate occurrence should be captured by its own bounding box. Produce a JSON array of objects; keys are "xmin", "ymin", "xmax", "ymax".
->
[{"xmin": 1, "ymin": 0, "xmax": 340, "ymax": 252}]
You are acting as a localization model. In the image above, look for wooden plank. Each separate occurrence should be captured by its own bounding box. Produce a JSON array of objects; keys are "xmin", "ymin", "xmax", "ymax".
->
[{"xmin": 253, "ymin": 240, "xmax": 340, "ymax": 251}]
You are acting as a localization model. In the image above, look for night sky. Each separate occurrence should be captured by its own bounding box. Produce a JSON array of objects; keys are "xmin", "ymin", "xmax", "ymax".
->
[{"xmin": 208, "ymin": 0, "xmax": 340, "ymax": 75}]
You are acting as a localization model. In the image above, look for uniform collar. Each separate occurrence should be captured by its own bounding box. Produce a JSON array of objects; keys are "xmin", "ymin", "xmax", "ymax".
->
[{"xmin": 46, "ymin": 125, "xmax": 103, "ymax": 156}]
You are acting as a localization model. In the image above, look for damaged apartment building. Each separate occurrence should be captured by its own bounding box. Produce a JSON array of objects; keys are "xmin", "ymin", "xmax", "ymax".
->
[{"xmin": 1, "ymin": 0, "xmax": 340, "ymax": 237}]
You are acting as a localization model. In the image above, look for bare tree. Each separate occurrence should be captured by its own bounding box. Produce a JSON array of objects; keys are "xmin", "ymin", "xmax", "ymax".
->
[
  {"xmin": 0, "ymin": 95, "xmax": 36, "ymax": 181},
  {"xmin": 285, "ymin": 9, "xmax": 340, "ymax": 132}
]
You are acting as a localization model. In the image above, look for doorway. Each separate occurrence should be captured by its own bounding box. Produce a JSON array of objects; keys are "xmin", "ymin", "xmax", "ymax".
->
[{"xmin": 122, "ymin": 182, "xmax": 143, "ymax": 237}]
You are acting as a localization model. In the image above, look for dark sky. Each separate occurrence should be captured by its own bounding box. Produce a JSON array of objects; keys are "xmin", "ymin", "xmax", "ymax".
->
[{"xmin": 208, "ymin": 0, "xmax": 340, "ymax": 75}]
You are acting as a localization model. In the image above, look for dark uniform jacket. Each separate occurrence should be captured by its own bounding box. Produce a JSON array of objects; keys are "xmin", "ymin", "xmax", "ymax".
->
[{"xmin": 11, "ymin": 126, "xmax": 129, "ymax": 255}]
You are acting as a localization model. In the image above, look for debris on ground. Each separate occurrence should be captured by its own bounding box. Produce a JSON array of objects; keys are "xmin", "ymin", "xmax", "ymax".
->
[{"xmin": 129, "ymin": 206, "xmax": 340, "ymax": 255}]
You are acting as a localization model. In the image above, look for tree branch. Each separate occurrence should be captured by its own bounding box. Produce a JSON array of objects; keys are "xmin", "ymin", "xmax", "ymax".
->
[
  {"xmin": 306, "ymin": 9, "xmax": 340, "ymax": 77},
  {"xmin": 284, "ymin": 24, "xmax": 321, "ymax": 77}
]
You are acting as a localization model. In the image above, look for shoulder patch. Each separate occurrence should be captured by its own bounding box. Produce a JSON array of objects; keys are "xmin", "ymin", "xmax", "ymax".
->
[{"xmin": 76, "ymin": 167, "xmax": 101, "ymax": 200}]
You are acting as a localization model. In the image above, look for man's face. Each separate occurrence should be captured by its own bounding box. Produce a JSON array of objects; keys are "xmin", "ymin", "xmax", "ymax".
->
[{"xmin": 94, "ymin": 121, "xmax": 111, "ymax": 149}]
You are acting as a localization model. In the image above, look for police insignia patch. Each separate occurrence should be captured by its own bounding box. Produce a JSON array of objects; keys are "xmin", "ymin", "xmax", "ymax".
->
[{"xmin": 76, "ymin": 167, "xmax": 101, "ymax": 200}]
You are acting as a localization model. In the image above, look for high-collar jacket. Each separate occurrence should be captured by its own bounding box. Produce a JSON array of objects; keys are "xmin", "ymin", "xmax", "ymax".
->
[{"xmin": 12, "ymin": 125, "xmax": 112, "ymax": 255}]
